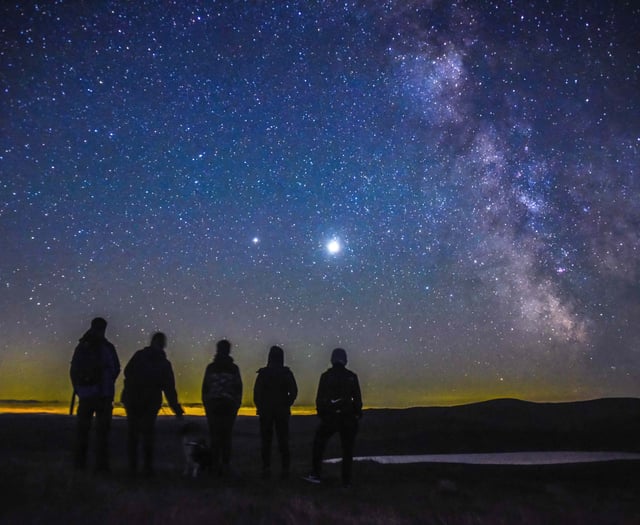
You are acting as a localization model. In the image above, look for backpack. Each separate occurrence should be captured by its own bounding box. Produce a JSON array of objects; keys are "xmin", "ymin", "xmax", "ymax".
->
[
  {"xmin": 325, "ymin": 373, "xmax": 357, "ymax": 416},
  {"xmin": 204, "ymin": 371, "xmax": 237, "ymax": 402},
  {"xmin": 71, "ymin": 339, "xmax": 103, "ymax": 387}
]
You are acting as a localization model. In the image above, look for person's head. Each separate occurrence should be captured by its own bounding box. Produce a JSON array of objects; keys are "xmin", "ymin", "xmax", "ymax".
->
[
  {"xmin": 216, "ymin": 339, "xmax": 231, "ymax": 357},
  {"xmin": 90, "ymin": 317, "xmax": 107, "ymax": 337},
  {"xmin": 331, "ymin": 348, "xmax": 347, "ymax": 367},
  {"xmin": 150, "ymin": 332, "xmax": 167, "ymax": 351},
  {"xmin": 267, "ymin": 345, "xmax": 284, "ymax": 367}
]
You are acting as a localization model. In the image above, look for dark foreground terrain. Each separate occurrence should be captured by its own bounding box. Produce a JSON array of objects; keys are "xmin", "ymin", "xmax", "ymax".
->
[{"xmin": 2, "ymin": 398, "xmax": 639, "ymax": 524}]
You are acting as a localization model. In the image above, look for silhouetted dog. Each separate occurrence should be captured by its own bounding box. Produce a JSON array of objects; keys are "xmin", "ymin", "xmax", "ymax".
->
[{"xmin": 181, "ymin": 422, "xmax": 212, "ymax": 477}]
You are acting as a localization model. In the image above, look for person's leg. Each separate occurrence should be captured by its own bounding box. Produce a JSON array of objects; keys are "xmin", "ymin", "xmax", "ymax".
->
[
  {"xmin": 312, "ymin": 419, "xmax": 335, "ymax": 478},
  {"xmin": 259, "ymin": 413, "xmax": 274, "ymax": 477},
  {"xmin": 126, "ymin": 409, "xmax": 141, "ymax": 473},
  {"xmin": 339, "ymin": 418, "xmax": 358, "ymax": 486},
  {"xmin": 216, "ymin": 413, "xmax": 228, "ymax": 473},
  {"xmin": 94, "ymin": 397, "xmax": 113, "ymax": 472},
  {"xmin": 220, "ymin": 408, "xmax": 237, "ymax": 471},
  {"xmin": 141, "ymin": 409, "xmax": 158, "ymax": 475},
  {"xmin": 275, "ymin": 413, "xmax": 290, "ymax": 477},
  {"xmin": 74, "ymin": 398, "xmax": 93, "ymax": 469},
  {"xmin": 206, "ymin": 411, "xmax": 221, "ymax": 472}
]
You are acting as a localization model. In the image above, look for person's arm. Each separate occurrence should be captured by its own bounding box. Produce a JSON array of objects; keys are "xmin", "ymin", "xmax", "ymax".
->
[
  {"xmin": 163, "ymin": 361, "xmax": 183, "ymax": 417},
  {"xmin": 352, "ymin": 374, "xmax": 363, "ymax": 417},
  {"xmin": 233, "ymin": 367, "xmax": 243, "ymax": 411},
  {"xmin": 112, "ymin": 345, "xmax": 121, "ymax": 380},
  {"xmin": 123, "ymin": 354, "xmax": 133, "ymax": 379},
  {"xmin": 69, "ymin": 344, "xmax": 82, "ymax": 390},
  {"xmin": 253, "ymin": 372, "xmax": 263, "ymax": 412},
  {"xmin": 288, "ymin": 370, "xmax": 298, "ymax": 407},
  {"xmin": 101, "ymin": 343, "xmax": 119, "ymax": 398},
  {"xmin": 315, "ymin": 373, "xmax": 329, "ymax": 417},
  {"xmin": 201, "ymin": 365, "xmax": 210, "ymax": 403},
  {"xmin": 120, "ymin": 354, "xmax": 132, "ymax": 406}
]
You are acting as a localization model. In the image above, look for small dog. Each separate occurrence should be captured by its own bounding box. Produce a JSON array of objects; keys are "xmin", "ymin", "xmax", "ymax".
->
[{"xmin": 181, "ymin": 422, "xmax": 212, "ymax": 477}]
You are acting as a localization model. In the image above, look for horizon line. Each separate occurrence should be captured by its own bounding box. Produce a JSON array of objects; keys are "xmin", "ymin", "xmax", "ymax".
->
[{"xmin": 1, "ymin": 395, "xmax": 639, "ymax": 409}]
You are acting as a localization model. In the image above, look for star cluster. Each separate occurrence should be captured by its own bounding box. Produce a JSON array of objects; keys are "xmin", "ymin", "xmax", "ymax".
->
[{"xmin": 1, "ymin": 1, "xmax": 639, "ymax": 405}]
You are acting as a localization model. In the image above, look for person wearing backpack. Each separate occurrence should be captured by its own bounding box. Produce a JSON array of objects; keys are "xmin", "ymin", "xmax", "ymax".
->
[
  {"xmin": 121, "ymin": 332, "xmax": 184, "ymax": 477},
  {"xmin": 70, "ymin": 317, "xmax": 120, "ymax": 472},
  {"xmin": 304, "ymin": 348, "xmax": 362, "ymax": 488},
  {"xmin": 201, "ymin": 339, "xmax": 242, "ymax": 476},
  {"xmin": 253, "ymin": 345, "xmax": 298, "ymax": 480}
]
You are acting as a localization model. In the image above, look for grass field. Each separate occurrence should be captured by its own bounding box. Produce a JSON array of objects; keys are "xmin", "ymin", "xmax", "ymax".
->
[{"xmin": 2, "ymin": 401, "xmax": 639, "ymax": 524}]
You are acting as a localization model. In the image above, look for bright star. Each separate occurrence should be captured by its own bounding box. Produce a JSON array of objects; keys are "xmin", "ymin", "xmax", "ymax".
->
[
  {"xmin": 327, "ymin": 239, "xmax": 341, "ymax": 255},
  {"xmin": 252, "ymin": 237, "xmax": 259, "ymax": 244}
]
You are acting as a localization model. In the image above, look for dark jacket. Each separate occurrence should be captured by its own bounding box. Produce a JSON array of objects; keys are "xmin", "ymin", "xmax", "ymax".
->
[
  {"xmin": 70, "ymin": 331, "xmax": 120, "ymax": 400},
  {"xmin": 121, "ymin": 346, "xmax": 182, "ymax": 415},
  {"xmin": 202, "ymin": 355, "xmax": 243, "ymax": 411},
  {"xmin": 254, "ymin": 352, "xmax": 298, "ymax": 416},
  {"xmin": 316, "ymin": 364, "xmax": 362, "ymax": 420}
]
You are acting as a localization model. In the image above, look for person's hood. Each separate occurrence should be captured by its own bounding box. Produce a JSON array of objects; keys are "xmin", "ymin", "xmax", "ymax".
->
[
  {"xmin": 143, "ymin": 346, "xmax": 167, "ymax": 360},
  {"xmin": 79, "ymin": 329, "xmax": 103, "ymax": 344},
  {"xmin": 267, "ymin": 346, "xmax": 284, "ymax": 367}
]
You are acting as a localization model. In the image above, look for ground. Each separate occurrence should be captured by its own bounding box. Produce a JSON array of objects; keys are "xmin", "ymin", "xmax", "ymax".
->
[{"xmin": 1, "ymin": 408, "xmax": 639, "ymax": 524}]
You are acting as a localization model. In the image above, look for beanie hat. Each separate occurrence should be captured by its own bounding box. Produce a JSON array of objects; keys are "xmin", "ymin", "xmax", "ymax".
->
[
  {"xmin": 331, "ymin": 348, "xmax": 347, "ymax": 366},
  {"xmin": 151, "ymin": 332, "xmax": 167, "ymax": 348}
]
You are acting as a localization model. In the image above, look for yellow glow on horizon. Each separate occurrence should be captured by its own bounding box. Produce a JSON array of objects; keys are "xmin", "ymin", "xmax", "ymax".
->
[
  {"xmin": 0, "ymin": 403, "xmax": 318, "ymax": 417},
  {"xmin": 0, "ymin": 390, "xmax": 609, "ymax": 418}
]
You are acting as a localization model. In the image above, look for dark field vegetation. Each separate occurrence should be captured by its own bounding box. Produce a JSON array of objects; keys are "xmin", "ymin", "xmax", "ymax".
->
[{"xmin": 2, "ymin": 399, "xmax": 639, "ymax": 524}]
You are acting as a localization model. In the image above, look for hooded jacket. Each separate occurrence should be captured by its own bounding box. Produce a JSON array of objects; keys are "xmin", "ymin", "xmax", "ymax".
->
[
  {"xmin": 121, "ymin": 346, "xmax": 182, "ymax": 415},
  {"xmin": 70, "ymin": 330, "xmax": 120, "ymax": 400},
  {"xmin": 316, "ymin": 364, "xmax": 362, "ymax": 419},
  {"xmin": 253, "ymin": 347, "xmax": 298, "ymax": 416}
]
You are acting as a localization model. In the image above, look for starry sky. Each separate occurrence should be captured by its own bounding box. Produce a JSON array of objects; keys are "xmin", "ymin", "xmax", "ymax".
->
[{"xmin": 1, "ymin": 1, "xmax": 639, "ymax": 407}]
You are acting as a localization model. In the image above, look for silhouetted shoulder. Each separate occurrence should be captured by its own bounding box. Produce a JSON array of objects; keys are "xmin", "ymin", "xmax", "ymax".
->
[
  {"xmin": 207, "ymin": 357, "xmax": 240, "ymax": 375},
  {"xmin": 129, "ymin": 349, "xmax": 145, "ymax": 362}
]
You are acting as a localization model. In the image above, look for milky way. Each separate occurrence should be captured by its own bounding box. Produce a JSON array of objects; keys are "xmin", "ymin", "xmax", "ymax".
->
[{"xmin": 1, "ymin": 1, "xmax": 639, "ymax": 405}]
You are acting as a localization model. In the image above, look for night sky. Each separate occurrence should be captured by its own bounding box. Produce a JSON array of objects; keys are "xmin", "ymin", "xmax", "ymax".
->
[{"xmin": 1, "ymin": 1, "xmax": 639, "ymax": 407}]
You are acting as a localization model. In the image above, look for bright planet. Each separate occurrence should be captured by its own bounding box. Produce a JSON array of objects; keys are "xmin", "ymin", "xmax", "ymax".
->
[{"xmin": 326, "ymin": 239, "xmax": 342, "ymax": 255}]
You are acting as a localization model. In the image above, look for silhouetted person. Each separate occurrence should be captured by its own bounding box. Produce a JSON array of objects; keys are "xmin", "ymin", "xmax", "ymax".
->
[
  {"xmin": 121, "ymin": 332, "xmax": 184, "ymax": 476},
  {"xmin": 70, "ymin": 317, "xmax": 120, "ymax": 472},
  {"xmin": 202, "ymin": 339, "xmax": 242, "ymax": 475},
  {"xmin": 305, "ymin": 348, "xmax": 362, "ymax": 487},
  {"xmin": 254, "ymin": 345, "xmax": 298, "ymax": 479}
]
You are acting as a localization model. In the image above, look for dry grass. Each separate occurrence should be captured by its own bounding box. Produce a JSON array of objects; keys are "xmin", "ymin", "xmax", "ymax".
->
[{"xmin": 1, "ymin": 412, "xmax": 639, "ymax": 524}]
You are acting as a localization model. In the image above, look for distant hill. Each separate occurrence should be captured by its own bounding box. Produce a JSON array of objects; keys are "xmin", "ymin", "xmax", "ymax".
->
[
  {"xmin": 2, "ymin": 397, "xmax": 639, "ymax": 453},
  {"xmin": 359, "ymin": 398, "xmax": 640, "ymax": 455}
]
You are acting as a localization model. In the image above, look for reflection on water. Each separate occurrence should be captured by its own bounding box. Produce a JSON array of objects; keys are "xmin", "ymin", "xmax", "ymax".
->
[{"xmin": 0, "ymin": 401, "xmax": 317, "ymax": 417}]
